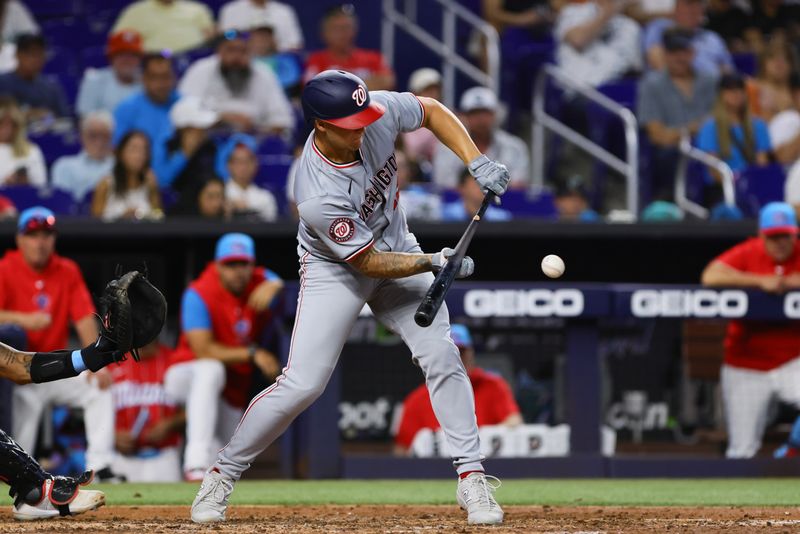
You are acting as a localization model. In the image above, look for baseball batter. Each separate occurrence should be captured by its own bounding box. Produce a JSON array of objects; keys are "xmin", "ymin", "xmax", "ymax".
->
[{"xmin": 191, "ymin": 70, "xmax": 510, "ymax": 526}]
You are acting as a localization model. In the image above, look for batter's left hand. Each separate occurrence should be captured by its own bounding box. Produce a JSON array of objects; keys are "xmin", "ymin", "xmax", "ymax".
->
[{"xmin": 468, "ymin": 154, "xmax": 510, "ymax": 196}]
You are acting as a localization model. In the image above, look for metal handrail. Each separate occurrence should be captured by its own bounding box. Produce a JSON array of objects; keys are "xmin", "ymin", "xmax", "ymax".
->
[
  {"xmin": 532, "ymin": 64, "xmax": 639, "ymax": 217},
  {"xmin": 381, "ymin": 0, "xmax": 500, "ymax": 107},
  {"xmin": 674, "ymin": 135, "xmax": 736, "ymax": 219}
]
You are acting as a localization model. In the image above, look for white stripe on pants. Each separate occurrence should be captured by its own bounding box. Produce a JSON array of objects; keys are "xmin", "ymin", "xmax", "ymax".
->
[{"xmin": 722, "ymin": 358, "xmax": 800, "ymax": 458}]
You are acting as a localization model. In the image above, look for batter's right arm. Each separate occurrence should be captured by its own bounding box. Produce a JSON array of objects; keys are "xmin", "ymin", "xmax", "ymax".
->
[{"xmin": 348, "ymin": 246, "xmax": 433, "ymax": 279}]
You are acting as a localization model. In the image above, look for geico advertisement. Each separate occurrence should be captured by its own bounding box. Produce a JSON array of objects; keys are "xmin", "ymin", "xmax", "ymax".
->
[
  {"xmin": 463, "ymin": 289, "xmax": 584, "ymax": 317},
  {"xmin": 630, "ymin": 290, "xmax": 748, "ymax": 318}
]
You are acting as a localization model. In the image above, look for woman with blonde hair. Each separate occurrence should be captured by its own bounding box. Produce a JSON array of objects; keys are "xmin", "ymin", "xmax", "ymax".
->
[
  {"xmin": 0, "ymin": 96, "xmax": 46, "ymax": 187},
  {"xmin": 746, "ymin": 37, "xmax": 799, "ymax": 122},
  {"xmin": 91, "ymin": 130, "xmax": 161, "ymax": 221},
  {"xmin": 697, "ymin": 73, "xmax": 772, "ymax": 175}
]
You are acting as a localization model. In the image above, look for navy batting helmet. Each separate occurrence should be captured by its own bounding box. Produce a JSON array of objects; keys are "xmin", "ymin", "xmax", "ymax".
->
[{"xmin": 302, "ymin": 70, "xmax": 385, "ymax": 129}]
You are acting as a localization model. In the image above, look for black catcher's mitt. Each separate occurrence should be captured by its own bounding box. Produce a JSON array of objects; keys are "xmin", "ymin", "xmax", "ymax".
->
[{"xmin": 100, "ymin": 270, "xmax": 167, "ymax": 361}]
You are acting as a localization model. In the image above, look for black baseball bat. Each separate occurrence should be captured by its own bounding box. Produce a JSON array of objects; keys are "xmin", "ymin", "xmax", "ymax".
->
[{"xmin": 414, "ymin": 191, "xmax": 496, "ymax": 327}]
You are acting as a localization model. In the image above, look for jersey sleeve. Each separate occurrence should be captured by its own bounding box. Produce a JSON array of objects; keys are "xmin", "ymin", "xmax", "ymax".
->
[
  {"xmin": 297, "ymin": 197, "xmax": 375, "ymax": 262},
  {"xmin": 181, "ymin": 288, "xmax": 211, "ymax": 331},
  {"xmin": 68, "ymin": 264, "xmax": 96, "ymax": 322},
  {"xmin": 714, "ymin": 240, "xmax": 753, "ymax": 271},
  {"xmin": 377, "ymin": 91, "xmax": 425, "ymax": 133}
]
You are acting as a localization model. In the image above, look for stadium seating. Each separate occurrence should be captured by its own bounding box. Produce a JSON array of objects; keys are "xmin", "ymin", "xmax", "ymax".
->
[
  {"xmin": 0, "ymin": 185, "xmax": 78, "ymax": 215},
  {"xmin": 735, "ymin": 164, "xmax": 787, "ymax": 217}
]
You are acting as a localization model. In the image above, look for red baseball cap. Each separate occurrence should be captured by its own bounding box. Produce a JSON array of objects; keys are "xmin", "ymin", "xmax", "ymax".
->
[{"xmin": 107, "ymin": 29, "xmax": 143, "ymax": 57}]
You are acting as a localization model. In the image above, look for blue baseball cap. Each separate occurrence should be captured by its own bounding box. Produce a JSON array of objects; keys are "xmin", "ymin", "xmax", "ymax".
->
[
  {"xmin": 759, "ymin": 202, "xmax": 798, "ymax": 236},
  {"xmin": 215, "ymin": 233, "xmax": 255, "ymax": 263},
  {"xmin": 450, "ymin": 324, "xmax": 472, "ymax": 348},
  {"xmin": 17, "ymin": 206, "xmax": 56, "ymax": 234}
]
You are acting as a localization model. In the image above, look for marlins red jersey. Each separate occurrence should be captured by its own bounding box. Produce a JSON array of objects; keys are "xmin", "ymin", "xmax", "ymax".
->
[
  {"xmin": 395, "ymin": 368, "xmax": 521, "ymax": 448},
  {"xmin": 172, "ymin": 263, "xmax": 276, "ymax": 408},
  {"xmin": 110, "ymin": 344, "xmax": 182, "ymax": 450},
  {"xmin": 715, "ymin": 237, "xmax": 800, "ymax": 371},
  {"xmin": 0, "ymin": 250, "xmax": 95, "ymax": 352},
  {"xmin": 303, "ymin": 48, "xmax": 392, "ymax": 85}
]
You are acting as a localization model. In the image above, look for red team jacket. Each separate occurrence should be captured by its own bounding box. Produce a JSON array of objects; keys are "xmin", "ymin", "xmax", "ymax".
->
[
  {"xmin": 395, "ymin": 368, "xmax": 521, "ymax": 448},
  {"xmin": 110, "ymin": 344, "xmax": 182, "ymax": 450},
  {"xmin": 303, "ymin": 49, "xmax": 392, "ymax": 84},
  {"xmin": 0, "ymin": 250, "xmax": 95, "ymax": 352},
  {"xmin": 172, "ymin": 263, "xmax": 272, "ymax": 408},
  {"xmin": 716, "ymin": 237, "xmax": 800, "ymax": 371}
]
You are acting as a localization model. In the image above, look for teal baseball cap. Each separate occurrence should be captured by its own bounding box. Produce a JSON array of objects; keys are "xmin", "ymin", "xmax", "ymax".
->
[
  {"xmin": 215, "ymin": 233, "xmax": 255, "ymax": 263},
  {"xmin": 759, "ymin": 202, "xmax": 798, "ymax": 236},
  {"xmin": 17, "ymin": 206, "xmax": 56, "ymax": 234},
  {"xmin": 450, "ymin": 324, "xmax": 472, "ymax": 348}
]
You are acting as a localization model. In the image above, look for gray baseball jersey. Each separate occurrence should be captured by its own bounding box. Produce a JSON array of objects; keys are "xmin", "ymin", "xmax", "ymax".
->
[{"xmin": 293, "ymin": 91, "xmax": 425, "ymax": 262}]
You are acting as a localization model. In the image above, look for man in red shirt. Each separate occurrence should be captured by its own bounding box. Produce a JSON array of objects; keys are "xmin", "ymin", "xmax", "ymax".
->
[
  {"xmin": 702, "ymin": 201, "xmax": 800, "ymax": 458},
  {"xmin": 0, "ymin": 207, "xmax": 120, "ymax": 481},
  {"xmin": 394, "ymin": 324, "xmax": 522, "ymax": 455},
  {"xmin": 110, "ymin": 341, "xmax": 185, "ymax": 482},
  {"xmin": 303, "ymin": 5, "xmax": 395, "ymax": 90},
  {"xmin": 168, "ymin": 233, "xmax": 282, "ymax": 480}
]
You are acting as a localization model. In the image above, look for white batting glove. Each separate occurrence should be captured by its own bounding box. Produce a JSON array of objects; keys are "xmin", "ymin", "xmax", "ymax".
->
[
  {"xmin": 431, "ymin": 248, "xmax": 474, "ymax": 279},
  {"xmin": 468, "ymin": 154, "xmax": 510, "ymax": 196}
]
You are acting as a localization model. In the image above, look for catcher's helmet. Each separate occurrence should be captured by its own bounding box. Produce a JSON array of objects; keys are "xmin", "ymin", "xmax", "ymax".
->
[{"xmin": 301, "ymin": 70, "xmax": 385, "ymax": 129}]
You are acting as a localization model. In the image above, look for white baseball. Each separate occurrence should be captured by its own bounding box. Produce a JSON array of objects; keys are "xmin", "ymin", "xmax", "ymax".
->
[{"xmin": 541, "ymin": 254, "xmax": 565, "ymax": 278}]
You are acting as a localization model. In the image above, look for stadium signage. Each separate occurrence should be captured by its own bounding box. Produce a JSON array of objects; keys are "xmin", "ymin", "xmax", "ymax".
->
[
  {"xmin": 782, "ymin": 293, "xmax": 800, "ymax": 319},
  {"xmin": 630, "ymin": 289, "xmax": 748, "ymax": 318},
  {"xmin": 463, "ymin": 289, "xmax": 584, "ymax": 317}
]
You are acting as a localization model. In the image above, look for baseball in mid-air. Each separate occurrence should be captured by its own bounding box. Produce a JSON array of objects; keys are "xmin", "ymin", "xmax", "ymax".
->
[{"xmin": 541, "ymin": 254, "xmax": 565, "ymax": 278}]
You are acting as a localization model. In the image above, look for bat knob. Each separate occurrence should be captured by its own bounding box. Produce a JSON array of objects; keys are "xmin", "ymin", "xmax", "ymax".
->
[{"xmin": 414, "ymin": 310, "xmax": 433, "ymax": 327}]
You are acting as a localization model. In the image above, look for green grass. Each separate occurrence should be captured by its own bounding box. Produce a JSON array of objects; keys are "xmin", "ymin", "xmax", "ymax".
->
[{"xmin": 29, "ymin": 479, "xmax": 800, "ymax": 507}]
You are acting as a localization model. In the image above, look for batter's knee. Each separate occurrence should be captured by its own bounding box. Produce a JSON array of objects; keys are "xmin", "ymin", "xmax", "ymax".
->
[
  {"xmin": 193, "ymin": 359, "xmax": 226, "ymax": 392},
  {"xmin": 281, "ymin": 371, "xmax": 329, "ymax": 409},
  {"xmin": 413, "ymin": 338, "xmax": 464, "ymax": 380}
]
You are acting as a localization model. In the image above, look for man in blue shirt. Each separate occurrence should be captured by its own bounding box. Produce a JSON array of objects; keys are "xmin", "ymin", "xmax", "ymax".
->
[
  {"xmin": 643, "ymin": 0, "xmax": 733, "ymax": 77},
  {"xmin": 112, "ymin": 52, "xmax": 179, "ymax": 147},
  {"xmin": 51, "ymin": 111, "xmax": 115, "ymax": 201},
  {"xmin": 0, "ymin": 34, "xmax": 69, "ymax": 119}
]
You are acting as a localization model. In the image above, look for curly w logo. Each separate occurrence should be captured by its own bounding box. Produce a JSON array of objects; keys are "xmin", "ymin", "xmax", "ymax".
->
[{"xmin": 352, "ymin": 85, "xmax": 367, "ymax": 106}]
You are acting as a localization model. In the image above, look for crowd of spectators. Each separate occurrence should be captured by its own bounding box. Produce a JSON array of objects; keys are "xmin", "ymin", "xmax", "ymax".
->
[{"xmin": 0, "ymin": 0, "xmax": 799, "ymax": 223}]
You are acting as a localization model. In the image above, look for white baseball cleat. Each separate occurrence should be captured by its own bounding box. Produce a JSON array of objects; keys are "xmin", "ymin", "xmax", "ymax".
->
[
  {"xmin": 13, "ymin": 480, "xmax": 105, "ymax": 521},
  {"xmin": 191, "ymin": 468, "xmax": 234, "ymax": 523},
  {"xmin": 456, "ymin": 472, "xmax": 504, "ymax": 525}
]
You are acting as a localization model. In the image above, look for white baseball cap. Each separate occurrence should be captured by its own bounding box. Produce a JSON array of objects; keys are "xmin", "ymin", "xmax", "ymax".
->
[
  {"xmin": 170, "ymin": 96, "xmax": 219, "ymax": 129},
  {"xmin": 408, "ymin": 68, "xmax": 441, "ymax": 93},
  {"xmin": 460, "ymin": 86, "xmax": 498, "ymax": 113}
]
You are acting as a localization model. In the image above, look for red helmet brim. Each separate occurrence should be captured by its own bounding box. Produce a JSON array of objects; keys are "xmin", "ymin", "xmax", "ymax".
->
[{"xmin": 323, "ymin": 102, "xmax": 386, "ymax": 130}]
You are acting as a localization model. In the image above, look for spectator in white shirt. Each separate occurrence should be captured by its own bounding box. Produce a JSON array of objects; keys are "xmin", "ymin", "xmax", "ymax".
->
[
  {"xmin": 76, "ymin": 30, "xmax": 144, "ymax": 118},
  {"xmin": 219, "ymin": 0, "xmax": 304, "ymax": 51},
  {"xmin": 51, "ymin": 111, "xmax": 115, "ymax": 201},
  {"xmin": 0, "ymin": 95, "xmax": 45, "ymax": 187},
  {"xmin": 555, "ymin": 0, "xmax": 642, "ymax": 87},
  {"xmin": 178, "ymin": 30, "xmax": 294, "ymax": 135},
  {"xmin": 432, "ymin": 87, "xmax": 530, "ymax": 189},
  {"xmin": 218, "ymin": 133, "xmax": 278, "ymax": 221}
]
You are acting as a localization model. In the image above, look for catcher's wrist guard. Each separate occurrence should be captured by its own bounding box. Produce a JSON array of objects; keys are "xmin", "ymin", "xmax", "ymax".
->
[{"xmin": 30, "ymin": 351, "xmax": 77, "ymax": 383}]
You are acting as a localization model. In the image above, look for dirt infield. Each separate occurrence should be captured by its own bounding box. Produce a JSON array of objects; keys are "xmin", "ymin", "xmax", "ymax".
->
[{"xmin": 0, "ymin": 505, "xmax": 799, "ymax": 533}]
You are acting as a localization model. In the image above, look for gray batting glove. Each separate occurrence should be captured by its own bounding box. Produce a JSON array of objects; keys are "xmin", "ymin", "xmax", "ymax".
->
[
  {"xmin": 468, "ymin": 154, "xmax": 510, "ymax": 196},
  {"xmin": 431, "ymin": 248, "xmax": 474, "ymax": 279}
]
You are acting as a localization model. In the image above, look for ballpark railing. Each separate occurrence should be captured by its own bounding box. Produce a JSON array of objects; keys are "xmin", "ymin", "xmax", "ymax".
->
[
  {"xmin": 675, "ymin": 134, "xmax": 737, "ymax": 219},
  {"xmin": 381, "ymin": 0, "xmax": 500, "ymax": 108},
  {"xmin": 532, "ymin": 64, "xmax": 639, "ymax": 218}
]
